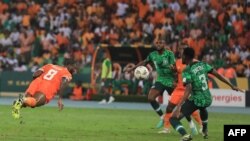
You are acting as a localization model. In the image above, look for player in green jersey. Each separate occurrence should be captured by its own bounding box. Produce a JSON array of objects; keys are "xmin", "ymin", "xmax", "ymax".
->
[
  {"xmin": 99, "ymin": 52, "xmax": 115, "ymax": 104},
  {"xmin": 125, "ymin": 38, "xmax": 176, "ymax": 128},
  {"xmin": 170, "ymin": 47, "xmax": 243, "ymax": 141}
]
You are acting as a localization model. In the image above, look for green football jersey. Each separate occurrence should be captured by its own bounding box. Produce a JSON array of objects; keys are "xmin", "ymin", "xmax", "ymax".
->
[
  {"xmin": 182, "ymin": 61, "xmax": 213, "ymax": 107},
  {"xmin": 101, "ymin": 58, "xmax": 112, "ymax": 79},
  {"xmin": 146, "ymin": 49, "xmax": 175, "ymax": 87}
]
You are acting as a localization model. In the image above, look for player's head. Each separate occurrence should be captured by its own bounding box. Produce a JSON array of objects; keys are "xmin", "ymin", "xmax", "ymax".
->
[
  {"xmin": 64, "ymin": 59, "xmax": 77, "ymax": 74},
  {"xmin": 182, "ymin": 47, "xmax": 195, "ymax": 64},
  {"xmin": 153, "ymin": 36, "xmax": 165, "ymax": 51}
]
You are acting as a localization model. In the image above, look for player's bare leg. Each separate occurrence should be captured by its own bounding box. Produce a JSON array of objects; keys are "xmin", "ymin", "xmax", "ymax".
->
[
  {"xmin": 23, "ymin": 92, "xmax": 46, "ymax": 107},
  {"xmin": 148, "ymin": 89, "xmax": 164, "ymax": 128},
  {"xmin": 12, "ymin": 92, "xmax": 47, "ymax": 119},
  {"xmin": 159, "ymin": 101, "xmax": 176, "ymax": 133}
]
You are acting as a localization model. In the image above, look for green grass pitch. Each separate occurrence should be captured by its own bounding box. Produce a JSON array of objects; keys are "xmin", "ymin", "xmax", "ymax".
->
[{"xmin": 0, "ymin": 105, "xmax": 249, "ymax": 141}]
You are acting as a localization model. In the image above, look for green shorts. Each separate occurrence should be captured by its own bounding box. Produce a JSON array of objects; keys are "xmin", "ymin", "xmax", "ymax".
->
[
  {"xmin": 180, "ymin": 100, "xmax": 208, "ymax": 119},
  {"xmin": 151, "ymin": 82, "xmax": 174, "ymax": 95}
]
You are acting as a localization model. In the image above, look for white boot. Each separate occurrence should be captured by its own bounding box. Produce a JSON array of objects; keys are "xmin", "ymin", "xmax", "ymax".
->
[
  {"xmin": 99, "ymin": 99, "xmax": 107, "ymax": 104},
  {"xmin": 107, "ymin": 96, "xmax": 115, "ymax": 104},
  {"xmin": 158, "ymin": 128, "xmax": 171, "ymax": 134}
]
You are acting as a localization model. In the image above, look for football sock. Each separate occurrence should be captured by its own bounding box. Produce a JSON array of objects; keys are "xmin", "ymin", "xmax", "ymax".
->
[
  {"xmin": 170, "ymin": 117, "xmax": 187, "ymax": 136},
  {"xmin": 24, "ymin": 97, "xmax": 37, "ymax": 107},
  {"xmin": 200, "ymin": 108, "xmax": 208, "ymax": 132},
  {"xmin": 202, "ymin": 120, "xmax": 208, "ymax": 132},
  {"xmin": 150, "ymin": 101, "xmax": 163, "ymax": 116},
  {"xmin": 192, "ymin": 110, "xmax": 202, "ymax": 126},
  {"xmin": 185, "ymin": 115, "xmax": 195, "ymax": 129},
  {"xmin": 188, "ymin": 120, "xmax": 195, "ymax": 128}
]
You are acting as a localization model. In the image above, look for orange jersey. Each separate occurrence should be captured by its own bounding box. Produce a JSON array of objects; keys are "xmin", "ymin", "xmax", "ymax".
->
[
  {"xmin": 38, "ymin": 64, "xmax": 72, "ymax": 89},
  {"xmin": 169, "ymin": 59, "xmax": 186, "ymax": 105},
  {"xmin": 26, "ymin": 64, "xmax": 72, "ymax": 102},
  {"xmin": 175, "ymin": 59, "xmax": 186, "ymax": 89}
]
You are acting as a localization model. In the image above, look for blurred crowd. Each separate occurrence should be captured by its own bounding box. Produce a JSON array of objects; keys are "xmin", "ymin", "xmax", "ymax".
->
[{"xmin": 0, "ymin": 0, "xmax": 249, "ymax": 78}]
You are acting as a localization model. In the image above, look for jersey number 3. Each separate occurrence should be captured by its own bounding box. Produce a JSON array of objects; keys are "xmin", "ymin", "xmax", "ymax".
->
[
  {"xmin": 199, "ymin": 74, "xmax": 208, "ymax": 91},
  {"xmin": 43, "ymin": 69, "xmax": 58, "ymax": 80}
]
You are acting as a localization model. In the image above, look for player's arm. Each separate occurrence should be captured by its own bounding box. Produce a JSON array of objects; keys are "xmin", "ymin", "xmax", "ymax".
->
[
  {"xmin": 169, "ymin": 51, "xmax": 176, "ymax": 70},
  {"xmin": 124, "ymin": 59, "xmax": 149, "ymax": 73},
  {"xmin": 172, "ymin": 62, "xmax": 178, "ymax": 85},
  {"xmin": 123, "ymin": 63, "xmax": 135, "ymax": 72},
  {"xmin": 32, "ymin": 70, "xmax": 44, "ymax": 79},
  {"xmin": 209, "ymin": 69, "xmax": 244, "ymax": 92},
  {"xmin": 33, "ymin": 64, "xmax": 52, "ymax": 79},
  {"xmin": 57, "ymin": 77, "xmax": 70, "ymax": 111}
]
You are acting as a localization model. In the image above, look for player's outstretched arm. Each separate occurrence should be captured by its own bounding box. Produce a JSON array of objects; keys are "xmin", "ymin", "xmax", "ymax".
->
[
  {"xmin": 57, "ymin": 77, "xmax": 70, "ymax": 111},
  {"xmin": 124, "ymin": 60, "xmax": 148, "ymax": 73},
  {"xmin": 210, "ymin": 69, "xmax": 244, "ymax": 92}
]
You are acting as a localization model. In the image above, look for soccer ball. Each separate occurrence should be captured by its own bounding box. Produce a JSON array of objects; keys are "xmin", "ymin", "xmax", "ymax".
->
[{"xmin": 134, "ymin": 66, "xmax": 149, "ymax": 79}]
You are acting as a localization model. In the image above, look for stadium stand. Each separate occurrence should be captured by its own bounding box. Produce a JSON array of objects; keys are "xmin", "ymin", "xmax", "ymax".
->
[{"xmin": 0, "ymin": 0, "xmax": 249, "ymax": 78}]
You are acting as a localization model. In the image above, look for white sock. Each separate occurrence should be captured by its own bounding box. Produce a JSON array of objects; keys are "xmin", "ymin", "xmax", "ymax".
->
[
  {"xmin": 189, "ymin": 120, "xmax": 195, "ymax": 128},
  {"xmin": 160, "ymin": 115, "xmax": 164, "ymax": 120}
]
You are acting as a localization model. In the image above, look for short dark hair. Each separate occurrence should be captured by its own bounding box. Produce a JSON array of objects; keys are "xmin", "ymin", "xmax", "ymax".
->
[{"xmin": 183, "ymin": 47, "xmax": 195, "ymax": 59}]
